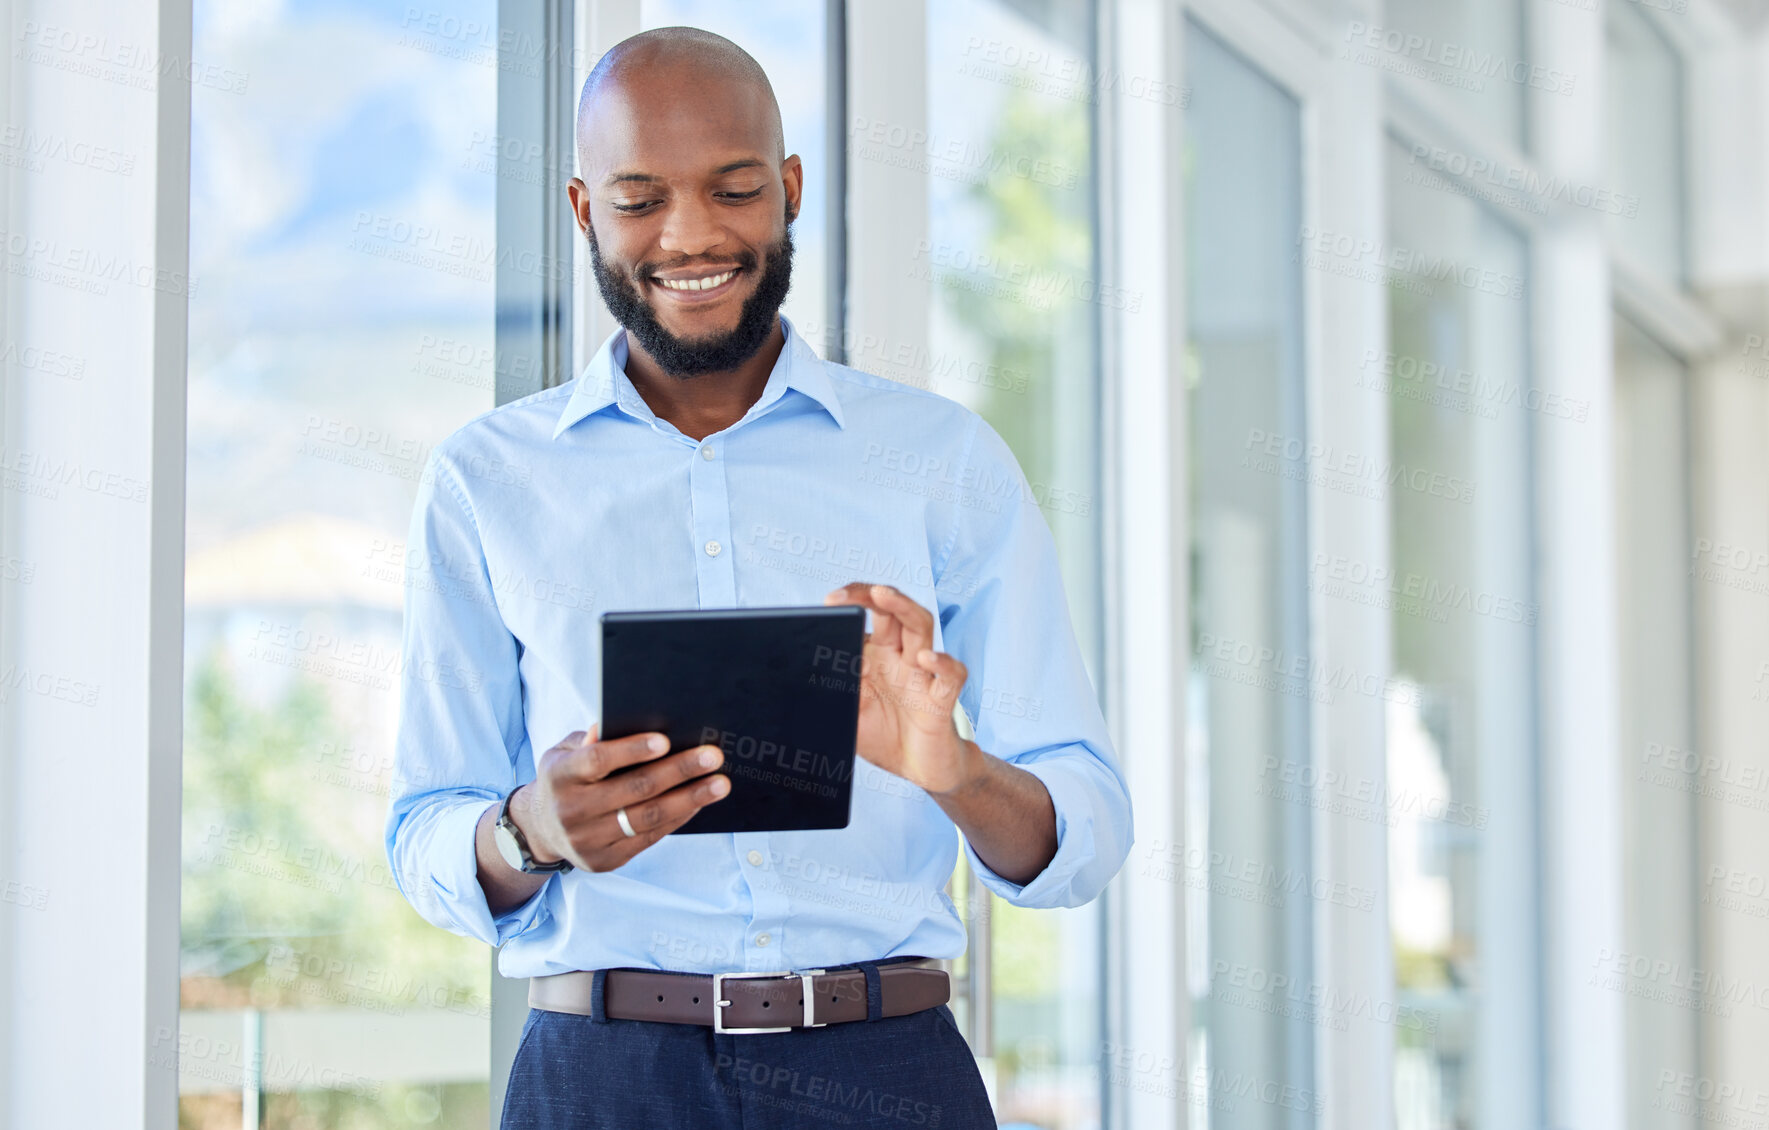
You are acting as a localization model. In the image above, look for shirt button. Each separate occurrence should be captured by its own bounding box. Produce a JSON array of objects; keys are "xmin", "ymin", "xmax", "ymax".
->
[
  {"xmin": 700, "ymin": 445, "xmax": 715, "ymax": 460},
  {"xmin": 704, "ymin": 540, "xmax": 722, "ymax": 557},
  {"xmin": 746, "ymin": 850, "xmax": 763, "ymax": 867},
  {"xmin": 755, "ymin": 933, "xmax": 771, "ymax": 947}
]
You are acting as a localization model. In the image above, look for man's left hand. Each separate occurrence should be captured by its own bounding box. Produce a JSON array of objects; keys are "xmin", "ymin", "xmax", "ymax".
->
[{"xmin": 825, "ymin": 582, "xmax": 982, "ymax": 797}]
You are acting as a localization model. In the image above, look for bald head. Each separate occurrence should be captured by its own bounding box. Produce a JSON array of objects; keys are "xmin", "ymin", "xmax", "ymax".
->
[
  {"xmin": 564, "ymin": 27, "xmax": 803, "ymax": 379},
  {"xmin": 577, "ymin": 27, "xmax": 785, "ymax": 170}
]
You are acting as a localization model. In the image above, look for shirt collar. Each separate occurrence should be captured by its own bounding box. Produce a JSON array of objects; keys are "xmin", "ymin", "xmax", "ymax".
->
[{"xmin": 551, "ymin": 313, "xmax": 845, "ymax": 440}]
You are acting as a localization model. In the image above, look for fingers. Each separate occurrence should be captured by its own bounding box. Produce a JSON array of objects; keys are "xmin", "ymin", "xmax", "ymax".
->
[
  {"xmin": 614, "ymin": 772, "xmax": 731, "ymax": 838},
  {"xmin": 824, "ymin": 581, "xmax": 872, "ymax": 606},
  {"xmin": 585, "ymin": 772, "xmax": 731, "ymax": 869},
  {"xmin": 869, "ymin": 584, "xmax": 933, "ymax": 657},
  {"xmin": 860, "ymin": 584, "xmax": 906, "ymax": 651},
  {"xmin": 870, "ymin": 605, "xmax": 903, "ymax": 652},
  {"xmin": 552, "ymin": 729, "xmax": 670, "ymax": 783},
  {"xmin": 828, "ymin": 583, "xmax": 970, "ymax": 726},
  {"xmin": 549, "ymin": 742, "xmax": 725, "ymax": 856},
  {"xmin": 532, "ymin": 728, "xmax": 734, "ymax": 871},
  {"xmin": 827, "ymin": 583, "xmax": 935, "ymax": 655},
  {"xmin": 602, "ymin": 743, "xmax": 725, "ymax": 807},
  {"xmin": 871, "ymin": 653, "xmax": 961, "ymax": 719},
  {"xmin": 915, "ymin": 648, "xmax": 968, "ymax": 707}
]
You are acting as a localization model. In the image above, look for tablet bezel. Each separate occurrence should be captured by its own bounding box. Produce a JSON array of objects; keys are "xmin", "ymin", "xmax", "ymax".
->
[{"xmin": 598, "ymin": 604, "xmax": 868, "ymax": 835}]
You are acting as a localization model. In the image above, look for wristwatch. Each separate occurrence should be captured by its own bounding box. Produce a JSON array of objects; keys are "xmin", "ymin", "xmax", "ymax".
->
[{"xmin": 493, "ymin": 788, "xmax": 572, "ymax": 874}]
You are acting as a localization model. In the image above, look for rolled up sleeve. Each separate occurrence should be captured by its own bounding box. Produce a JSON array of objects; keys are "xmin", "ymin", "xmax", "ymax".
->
[
  {"xmin": 385, "ymin": 447, "xmax": 553, "ymax": 947},
  {"xmin": 934, "ymin": 415, "xmax": 1133, "ymax": 908}
]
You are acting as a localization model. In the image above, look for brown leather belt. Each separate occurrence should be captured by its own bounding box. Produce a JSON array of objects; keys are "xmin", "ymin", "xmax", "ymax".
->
[{"xmin": 528, "ymin": 960, "xmax": 949, "ymax": 1033}]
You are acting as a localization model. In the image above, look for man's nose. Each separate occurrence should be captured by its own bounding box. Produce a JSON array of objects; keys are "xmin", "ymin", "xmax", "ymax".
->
[{"xmin": 656, "ymin": 194, "xmax": 725, "ymax": 258}]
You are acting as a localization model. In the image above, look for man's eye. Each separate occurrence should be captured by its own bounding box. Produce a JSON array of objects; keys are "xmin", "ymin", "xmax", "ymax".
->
[
  {"xmin": 611, "ymin": 201, "xmax": 659, "ymax": 213},
  {"xmin": 718, "ymin": 188, "xmax": 765, "ymax": 201}
]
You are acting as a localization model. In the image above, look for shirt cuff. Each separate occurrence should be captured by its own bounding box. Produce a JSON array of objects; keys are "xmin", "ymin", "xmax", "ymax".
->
[
  {"xmin": 426, "ymin": 798, "xmax": 556, "ymax": 947},
  {"xmin": 964, "ymin": 754, "xmax": 1099, "ymax": 909}
]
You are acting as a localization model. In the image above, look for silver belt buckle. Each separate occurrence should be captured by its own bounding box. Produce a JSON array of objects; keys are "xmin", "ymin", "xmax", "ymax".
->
[{"xmin": 712, "ymin": 969, "xmax": 827, "ymax": 1034}]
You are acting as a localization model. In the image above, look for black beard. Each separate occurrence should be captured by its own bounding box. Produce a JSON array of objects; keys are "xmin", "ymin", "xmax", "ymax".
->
[{"xmin": 588, "ymin": 205, "xmax": 795, "ymax": 378}]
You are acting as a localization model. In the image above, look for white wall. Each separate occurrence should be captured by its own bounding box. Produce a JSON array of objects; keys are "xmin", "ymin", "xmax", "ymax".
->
[{"xmin": 0, "ymin": 1, "xmax": 189, "ymax": 1128}]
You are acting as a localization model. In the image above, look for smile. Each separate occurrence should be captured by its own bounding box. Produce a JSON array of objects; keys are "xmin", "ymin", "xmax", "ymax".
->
[{"xmin": 653, "ymin": 268, "xmax": 739, "ymax": 292}]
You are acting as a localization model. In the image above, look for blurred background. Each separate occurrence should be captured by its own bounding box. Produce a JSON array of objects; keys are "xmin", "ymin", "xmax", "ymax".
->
[{"xmin": 6, "ymin": 0, "xmax": 1769, "ymax": 1127}]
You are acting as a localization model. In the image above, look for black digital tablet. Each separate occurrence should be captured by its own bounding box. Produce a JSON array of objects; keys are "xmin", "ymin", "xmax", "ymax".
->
[{"xmin": 599, "ymin": 605, "xmax": 868, "ymax": 834}]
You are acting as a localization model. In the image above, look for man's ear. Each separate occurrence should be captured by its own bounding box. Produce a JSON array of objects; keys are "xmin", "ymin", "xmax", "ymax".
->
[
  {"xmin": 781, "ymin": 154, "xmax": 805, "ymax": 226},
  {"xmin": 566, "ymin": 176, "xmax": 594, "ymax": 235}
]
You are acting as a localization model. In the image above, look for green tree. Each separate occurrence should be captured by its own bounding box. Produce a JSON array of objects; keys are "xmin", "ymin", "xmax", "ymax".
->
[
  {"xmin": 181, "ymin": 647, "xmax": 484, "ymax": 1012},
  {"xmin": 936, "ymin": 87, "xmax": 1094, "ymax": 496}
]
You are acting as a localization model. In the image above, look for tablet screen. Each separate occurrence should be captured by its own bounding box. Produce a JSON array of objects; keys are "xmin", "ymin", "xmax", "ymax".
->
[{"xmin": 599, "ymin": 605, "xmax": 867, "ymax": 834}]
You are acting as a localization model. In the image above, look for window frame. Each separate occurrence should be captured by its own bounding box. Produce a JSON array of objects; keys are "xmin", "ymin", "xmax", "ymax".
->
[
  {"xmin": 1611, "ymin": 309, "xmax": 1703, "ymax": 1123},
  {"xmin": 1105, "ymin": 0, "xmax": 1412, "ymax": 1126},
  {"xmin": 1379, "ymin": 122, "xmax": 1549, "ymax": 1128},
  {"xmin": 1160, "ymin": 4, "xmax": 1743, "ymax": 1124},
  {"xmin": 1597, "ymin": 3, "xmax": 1733, "ymax": 1120},
  {"xmin": 1107, "ymin": 0, "xmax": 1675, "ymax": 1125}
]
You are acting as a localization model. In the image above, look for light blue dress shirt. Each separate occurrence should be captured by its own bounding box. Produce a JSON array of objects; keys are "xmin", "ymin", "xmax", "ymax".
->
[{"xmin": 386, "ymin": 314, "xmax": 1133, "ymax": 978}]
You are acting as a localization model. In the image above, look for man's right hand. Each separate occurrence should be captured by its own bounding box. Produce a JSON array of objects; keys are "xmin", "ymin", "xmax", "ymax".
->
[{"xmin": 509, "ymin": 724, "xmax": 730, "ymax": 872}]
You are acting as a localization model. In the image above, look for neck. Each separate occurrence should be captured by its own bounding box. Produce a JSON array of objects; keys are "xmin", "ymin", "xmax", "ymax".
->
[{"xmin": 623, "ymin": 321, "xmax": 787, "ymax": 443}]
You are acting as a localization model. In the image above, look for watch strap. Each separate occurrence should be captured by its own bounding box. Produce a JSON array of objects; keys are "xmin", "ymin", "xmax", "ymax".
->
[{"xmin": 499, "ymin": 788, "xmax": 573, "ymax": 873}]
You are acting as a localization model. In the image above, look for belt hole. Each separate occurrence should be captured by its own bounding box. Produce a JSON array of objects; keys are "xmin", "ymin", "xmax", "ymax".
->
[
  {"xmin": 762, "ymin": 1001, "xmax": 770, "ymax": 1009},
  {"xmin": 656, "ymin": 995, "xmax": 664, "ymax": 1003},
  {"xmin": 692, "ymin": 996, "xmax": 700, "ymax": 1004}
]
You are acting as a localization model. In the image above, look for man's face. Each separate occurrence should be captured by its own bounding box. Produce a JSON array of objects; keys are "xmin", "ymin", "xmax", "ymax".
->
[
  {"xmin": 570, "ymin": 63, "xmax": 803, "ymax": 377},
  {"xmin": 587, "ymin": 201, "xmax": 794, "ymax": 378}
]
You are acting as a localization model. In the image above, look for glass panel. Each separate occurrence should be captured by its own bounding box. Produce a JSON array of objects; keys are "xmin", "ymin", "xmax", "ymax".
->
[
  {"xmin": 1183, "ymin": 22, "xmax": 1313, "ymax": 1130},
  {"xmin": 181, "ymin": 2, "xmax": 499, "ymax": 1125},
  {"xmin": 1374, "ymin": 0, "xmax": 1528, "ymax": 148},
  {"xmin": 927, "ymin": 1, "xmax": 1105, "ymax": 1126},
  {"xmin": 1614, "ymin": 317, "xmax": 1698, "ymax": 1130},
  {"xmin": 638, "ymin": 0, "xmax": 831, "ymax": 356},
  {"xmin": 1605, "ymin": 3, "xmax": 1685, "ymax": 283},
  {"xmin": 1384, "ymin": 136, "xmax": 1541, "ymax": 1130}
]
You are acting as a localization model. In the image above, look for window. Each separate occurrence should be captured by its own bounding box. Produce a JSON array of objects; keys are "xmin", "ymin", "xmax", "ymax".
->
[
  {"xmin": 181, "ymin": 2, "xmax": 501, "ymax": 1125},
  {"xmin": 1605, "ymin": 3, "xmax": 1686, "ymax": 283},
  {"xmin": 1613, "ymin": 316, "xmax": 1699, "ymax": 1124},
  {"xmin": 1384, "ymin": 134, "xmax": 1542, "ymax": 1130},
  {"xmin": 638, "ymin": 0, "xmax": 833, "ymax": 357},
  {"xmin": 1376, "ymin": 0, "xmax": 1528, "ymax": 149},
  {"xmin": 1182, "ymin": 21, "xmax": 1313, "ymax": 1127},
  {"xmin": 926, "ymin": 1, "xmax": 1106, "ymax": 1125}
]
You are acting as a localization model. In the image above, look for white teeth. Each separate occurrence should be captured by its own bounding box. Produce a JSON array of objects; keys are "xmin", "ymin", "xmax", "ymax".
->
[{"xmin": 657, "ymin": 269, "xmax": 736, "ymax": 292}]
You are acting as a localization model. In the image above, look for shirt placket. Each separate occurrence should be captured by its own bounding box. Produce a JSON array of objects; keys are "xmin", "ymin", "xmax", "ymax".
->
[
  {"xmin": 735, "ymin": 830, "xmax": 786, "ymax": 969},
  {"xmin": 686, "ymin": 430, "xmax": 786, "ymax": 966},
  {"xmin": 687, "ymin": 435, "xmax": 736, "ymax": 608}
]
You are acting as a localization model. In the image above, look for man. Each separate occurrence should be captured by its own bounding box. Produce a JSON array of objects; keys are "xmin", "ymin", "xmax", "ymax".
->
[{"xmin": 387, "ymin": 26, "xmax": 1132, "ymax": 1129}]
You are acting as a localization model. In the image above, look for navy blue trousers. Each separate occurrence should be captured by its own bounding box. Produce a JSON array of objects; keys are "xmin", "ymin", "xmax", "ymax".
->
[{"xmin": 501, "ymin": 969, "xmax": 995, "ymax": 1129}]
